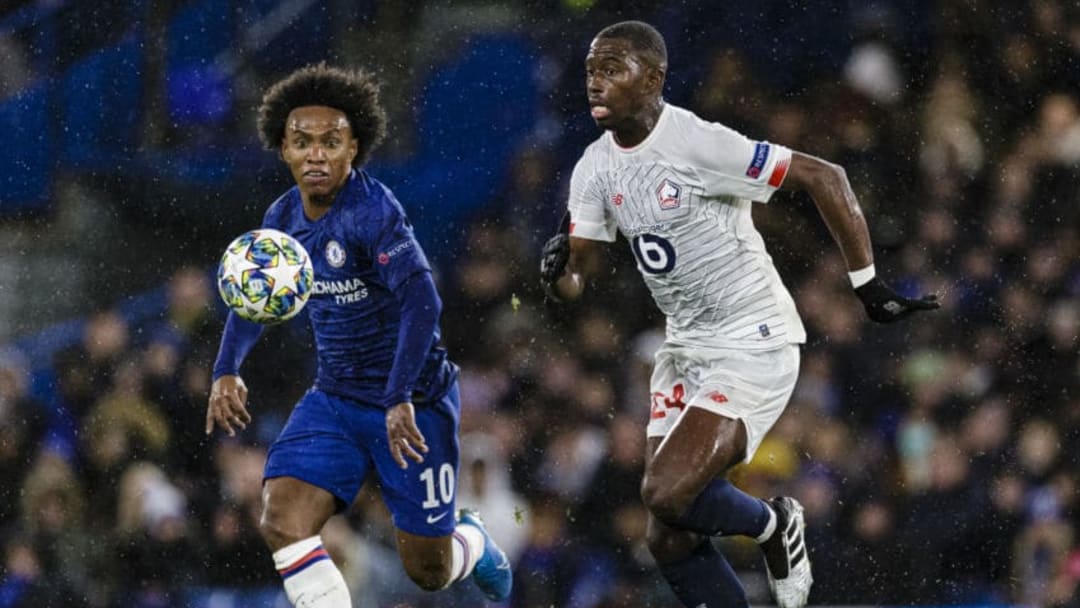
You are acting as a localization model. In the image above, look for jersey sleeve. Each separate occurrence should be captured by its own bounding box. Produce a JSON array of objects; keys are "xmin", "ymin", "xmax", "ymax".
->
[
  {"xmin": 210, "ymin": 194, "xmax": 289, "ymax": 380},
  {"xmin": 567, "ymin": 152, "xmax": 617, "ymax": 242},
  {"xmin": 684, "ymin": 118, "xmax": 792, "ymax": 203},
  {"xmin": 367, "ymin": 196, "xmax": 432, "ymax": 292}
]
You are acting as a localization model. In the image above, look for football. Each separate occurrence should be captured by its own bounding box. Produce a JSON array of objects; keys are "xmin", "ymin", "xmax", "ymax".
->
[{"xmin": 217, "ymin": 228, "xmax": 314, "ymax": 324}]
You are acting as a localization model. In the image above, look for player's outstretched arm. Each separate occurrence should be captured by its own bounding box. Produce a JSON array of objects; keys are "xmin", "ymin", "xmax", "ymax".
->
[
  {"xmin": 207, "ymin": 312, "xmax": 263, "ymax": 435},
  {"xmin": 782, "ymin": 152, "xmax": 939, "ymax": 323},
  {"xmin": 206, "ymin": 374, "xmax": 251, "ymax": 437},
  {"xmin": 539, "ymin": 211, "xmax": 600, "ymax": 303}
]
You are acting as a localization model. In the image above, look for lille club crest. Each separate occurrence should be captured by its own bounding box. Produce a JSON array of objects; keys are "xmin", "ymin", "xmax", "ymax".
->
[{"xmin": 656, "ymin": 179, "xmax": 682, "ymax": 210}]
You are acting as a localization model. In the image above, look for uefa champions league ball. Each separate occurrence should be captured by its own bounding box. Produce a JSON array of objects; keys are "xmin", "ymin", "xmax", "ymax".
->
[{"xmin": 217, "ymin": 228, "xmax": 314, "ymax": 324}]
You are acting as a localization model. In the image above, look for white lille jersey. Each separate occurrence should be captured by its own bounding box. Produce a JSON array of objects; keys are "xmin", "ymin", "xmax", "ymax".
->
[{"xmin": 568, "ymin": 103, "xmax": 807, "ymax": 350}]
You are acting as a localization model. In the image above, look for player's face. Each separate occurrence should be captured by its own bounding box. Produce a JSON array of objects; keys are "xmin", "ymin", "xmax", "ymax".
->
[
  {"xmin": 280, "ymin": 106, "xmax": 358, "ymax": 204},
  {"xmin": 585, "ymin": 38, "xmax": 656, "ymax": 130}
]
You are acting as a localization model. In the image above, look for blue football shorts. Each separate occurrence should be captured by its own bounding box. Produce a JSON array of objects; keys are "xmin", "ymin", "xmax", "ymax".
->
[{"xmin": 264, "ymin": 382, "xmax": 461, "ymax": 537}]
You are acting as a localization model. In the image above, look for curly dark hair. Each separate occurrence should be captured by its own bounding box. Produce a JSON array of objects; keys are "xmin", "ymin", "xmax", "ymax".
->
[{"xmin": 257, "ymin": 63, "xmax": 387, "ymax": 167}]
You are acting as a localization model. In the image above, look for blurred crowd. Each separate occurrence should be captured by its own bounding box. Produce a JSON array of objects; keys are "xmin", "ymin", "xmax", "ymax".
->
[{"xmin": 2, "ymin": 0, "xmax": 1080, "ymax": 607}]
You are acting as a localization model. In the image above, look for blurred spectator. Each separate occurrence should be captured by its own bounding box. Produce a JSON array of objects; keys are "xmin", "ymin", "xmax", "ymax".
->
[
  {"xmin": 0, "ymin": 350, "xmax": 46, "ymax": 529},
  {"xmin": 0, "ymin": 535, "xmax": 49, "ymax": 607},
  {"xmin": 457, "ymin": 432, "xmax": 528, "ymax": 564},
  {"xmin": 18, "ymin": 454, "xmax": 108, "ymax": 607},
  {"xmin": 113, "ymin": 463, "xmax": 201, "ymax": 607},
  {"xmin": 510, "ymin": 496, "xmax": 585, "ymax": 607},
  {"xmin": 81, "ymin": 357, "xmax": 171, "ymax": 528},
  {"xmin": 53, "ymin": 310, "xmax": 130, "ymax": 423}
]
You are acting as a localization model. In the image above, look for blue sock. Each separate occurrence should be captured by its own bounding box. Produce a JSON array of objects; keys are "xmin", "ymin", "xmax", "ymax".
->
[
  {"xmin": 675, "ymin": 477, "xmax": 771, "ymax": 537},
  {"xmin": 658, "ymin": 540, "xmax": 748, "ymax": 608}
]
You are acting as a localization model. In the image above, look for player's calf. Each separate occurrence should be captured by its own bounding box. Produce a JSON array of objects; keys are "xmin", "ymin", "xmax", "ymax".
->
[
  {"xmin": 400, "ymin": 553, "xmax": 454, "ymax": 591},
  {"xmin": 642, "ymin": 474, "xmax": 773, "ymax": 538}
]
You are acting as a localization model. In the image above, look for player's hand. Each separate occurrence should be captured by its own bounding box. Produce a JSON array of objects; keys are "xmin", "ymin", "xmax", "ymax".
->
[
  {"xmin": 539, "ymin": 233, "xmax": 570, "ymax": 299},
  {"xmin": 854, "ymin": 276, "xmax": 940, "ymax": 323},
  {"xmin": 206, "ymin": 375, "xmax": 251, "ymax": 437},
  {"xmin": 386, "ymin": 402, "xmax": 428, "ymax": 469}
]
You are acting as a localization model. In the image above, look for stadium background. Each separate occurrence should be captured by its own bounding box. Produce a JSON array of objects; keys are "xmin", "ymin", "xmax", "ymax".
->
[{"xmin": 0, "ymin": 0, "xmax": 1078, "ymax": 606}]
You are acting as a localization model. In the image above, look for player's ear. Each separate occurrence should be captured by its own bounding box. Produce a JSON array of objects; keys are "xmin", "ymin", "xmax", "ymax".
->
[{"xmin": 647, "ymin": 65, "xmax": 665, "ymax": 96}]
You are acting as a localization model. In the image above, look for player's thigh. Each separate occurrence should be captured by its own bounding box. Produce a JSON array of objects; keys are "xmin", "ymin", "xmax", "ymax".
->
[
  {"xmin": 260, "ymin": 476, "xmax": 339, "ymax": 548},
  {"xmin": 372, "ymin": 384, "xmax": 461, "ymax": 541},
  {"xmin": 264, "ymin": 390, "xmax": 374, "ymax": 517},
  {"xmin": 689, "ymin": 344, "xmax": 800, "ymax": 464},
  {"xmin": 644, "ymin": 406, "xmax": 747, "ymax": 510},
  {"xmin": 644, "ymin": 347, "xmax": 743, "ymax": 477}
]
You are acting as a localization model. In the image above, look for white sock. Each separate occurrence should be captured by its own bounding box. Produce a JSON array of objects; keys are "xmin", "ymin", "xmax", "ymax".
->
[
  {"xmin": 755, "ymin": 503, "xmax": 778, "ymax": 544},
  {"xmin": 449, "ymin": 523, "xmax": 485, "ymax": 585},
  {"xmin": 273, "ymin": 536, "xmax": 352, "ymax": 608}
]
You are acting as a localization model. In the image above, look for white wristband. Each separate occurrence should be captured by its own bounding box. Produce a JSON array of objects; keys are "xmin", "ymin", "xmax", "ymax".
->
[{"xmin": 849, "ymin": 264, "xmax": 876, "ymax": 288}]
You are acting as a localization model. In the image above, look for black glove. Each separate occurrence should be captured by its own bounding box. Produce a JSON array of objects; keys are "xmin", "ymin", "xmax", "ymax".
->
[
  {"xmin": 854, "ymin": 276, "xmax": 940, "ymax": 323},
  {"xmin": 540, "ymin": 233, "xmax": 570, "ymax": 300},
  {"xmin": 539, "ymin": 211, "xmax": 572, "ymax": 301}
]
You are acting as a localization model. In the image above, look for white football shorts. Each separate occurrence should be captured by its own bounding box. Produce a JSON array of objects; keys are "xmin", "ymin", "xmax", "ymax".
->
[{"xmin": 645, "ymin": 343, "xmax": 800, "ymax": 463}]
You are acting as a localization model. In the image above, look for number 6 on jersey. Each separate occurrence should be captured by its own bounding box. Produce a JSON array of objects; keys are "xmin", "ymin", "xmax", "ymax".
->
[{"xmin": 632, "ymin": 233, "xmax": 677, "ymax": 274}]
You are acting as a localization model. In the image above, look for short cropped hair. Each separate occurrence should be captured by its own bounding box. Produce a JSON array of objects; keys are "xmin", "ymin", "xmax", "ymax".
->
[
  {"xmin": 595, "ymin": 21, "xmax": 668, "ymax": 68},
  {"xmin": 257, "ymin": 63, "xmax": 387, "ymax": 167}
]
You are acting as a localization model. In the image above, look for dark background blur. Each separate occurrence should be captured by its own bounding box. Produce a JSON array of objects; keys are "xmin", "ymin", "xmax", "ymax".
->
[{"xmin": 0, "ymin": 1, "xmax": 1078, "ymax": 607}]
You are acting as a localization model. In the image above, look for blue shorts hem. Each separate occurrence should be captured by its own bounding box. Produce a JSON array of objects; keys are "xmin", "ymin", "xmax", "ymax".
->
[{"xmin": 392, "ymin": 513, "xmax": 456, "ymax": 538}]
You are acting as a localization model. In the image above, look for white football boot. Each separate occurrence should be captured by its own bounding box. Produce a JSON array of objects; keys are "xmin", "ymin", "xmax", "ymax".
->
[{"xmin": 760, "ymin": 496, "xmax": 813, "ymax": 608}]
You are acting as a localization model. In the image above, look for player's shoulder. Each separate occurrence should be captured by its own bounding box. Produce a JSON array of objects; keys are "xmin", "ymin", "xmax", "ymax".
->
[
  {"xmin": 664, "ymin": 103, "xmax": 738, "ymax": 137},
  {"xmin": 573, "ymin": 134, "xmax": 611, "ymax": 174},
  {"xmin": 262, "ymin": 186, "xmax": 300, "ymax": 228},
  {"xmin": 337, "ymin": 170, "xmax": 408, "ymax": 235},
  {"xmin": 357, "ymin": 170, "xmax": 405, "ymax": 216}
]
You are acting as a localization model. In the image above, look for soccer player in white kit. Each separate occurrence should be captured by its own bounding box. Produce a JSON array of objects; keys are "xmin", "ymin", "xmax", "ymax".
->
[{"xmin": 539, "ymin": 21, "xmax": 939, "ymax": 608}]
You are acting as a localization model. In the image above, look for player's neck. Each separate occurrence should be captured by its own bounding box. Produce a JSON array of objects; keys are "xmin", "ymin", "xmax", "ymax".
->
[
  {"xmin": 301, "ymin": 194, "xmax": 335, "ymax": 221},
  {"xmin": 612, "ymin": 99, "xmax": 663, "ymax": 148}
]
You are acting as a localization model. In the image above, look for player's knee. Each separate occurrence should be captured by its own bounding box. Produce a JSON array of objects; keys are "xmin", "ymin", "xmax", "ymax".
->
[
  {"xmin": 402, "ymin": 557, "xmax": 452, "ymax": 592},
  {"xmin": 258, "ymin": 509, "xmax": 314, "ymax": 551},
  {"xmin": 257, "ymin": 515, "xmax": 295, "ymax": 550},
  {"xmin": 641, "ymin": 474, "xmax": 689, "ymax": 524},
  {"xmin": 645, "ymin": 523, "xmax": 700, "ymax": 564}
]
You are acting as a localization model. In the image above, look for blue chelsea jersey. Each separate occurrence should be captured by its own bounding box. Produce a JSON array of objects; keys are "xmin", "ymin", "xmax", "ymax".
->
[{"xmin": 262, "ymin": 170, "xmax": 457, "ymax": 406}]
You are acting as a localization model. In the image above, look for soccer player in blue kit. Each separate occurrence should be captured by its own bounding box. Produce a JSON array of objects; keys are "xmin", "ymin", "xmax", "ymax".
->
[{"xmin": 205, "ymin": 64, "xmax": 512, "ymax": 607}]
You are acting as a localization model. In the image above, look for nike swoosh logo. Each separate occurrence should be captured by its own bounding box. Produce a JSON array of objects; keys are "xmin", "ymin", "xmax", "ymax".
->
[
  {"xmin": 426, "ymin": 512, "xmax": 448, "ymax": 524},
  {"xmin": 496, "ymin": 562, "xmax": 511, "ymax": 571}
]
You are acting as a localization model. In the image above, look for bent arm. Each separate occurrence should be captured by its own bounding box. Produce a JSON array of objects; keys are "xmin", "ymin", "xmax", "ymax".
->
[
  {"xmin": 385, "ymin": 272, "xmax": 441, "ymax": 408},
  {"xmin": 212, "ymin": 312, "xmax": 265, "ymax": 380},
  {"xmin": 553, "ymin": 236, "xmax": 603, "ymax": 302},
  {"xmin": 782, "ymin": 151, "xmax": 874, "ymax": 278}
]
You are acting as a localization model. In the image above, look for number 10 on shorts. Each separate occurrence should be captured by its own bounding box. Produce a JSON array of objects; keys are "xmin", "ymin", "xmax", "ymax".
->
[{"xmin": 420, "ymin": 463, "xmax": 455, "ymax": 509}]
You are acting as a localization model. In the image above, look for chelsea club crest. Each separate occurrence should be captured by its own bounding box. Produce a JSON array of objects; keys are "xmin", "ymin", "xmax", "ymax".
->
[{"xmin": 325, "ymin": 240, "xmax": 346, "ymax": 268}]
